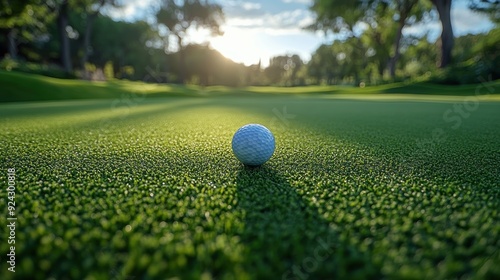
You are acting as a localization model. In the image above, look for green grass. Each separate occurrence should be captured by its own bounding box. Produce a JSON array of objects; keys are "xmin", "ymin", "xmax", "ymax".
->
[
  {"xmin": 2, "ymin": 70, "xmax": 500, "ymax": 103},
  {"xmin": 0, "ymin": 70, "xmax": 204, "ymax": 102},
  {"xmin": 1, "ymin": 91, "xmax": 499, "ymax": 279}
]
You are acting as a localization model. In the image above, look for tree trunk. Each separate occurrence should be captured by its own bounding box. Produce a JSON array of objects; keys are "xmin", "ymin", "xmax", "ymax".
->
[
  {"xmin": 7, "ymin": 28, "xmax": 18, "ymax": 60},
  {"xmin": 378, "ymin": 63, "xmax": 384, "ymax": 77},
  {"xmin": 432, "ymin": 0, "xmax": 454, "ymax": 68},
  {"xmin": 372, "ymin": 32, "xmax": 386, "ymax": 77},
  {"xmin": 389, "ymin": 17, "xmax": 406, "ymax": 78},
  {"xmin": 57, "ymin": 0, "xmax": 72, "ymax": 73},
  {"xmin": 82, "ymin": 0, "xmax": 107, "ymax": 71},
  {"xmin": 81, "ymin": 13, "xmax": 97, "ymax": 71},
  {"xmin": 176, "ymin": 34, "xmax": 185, "ymax": 84}
]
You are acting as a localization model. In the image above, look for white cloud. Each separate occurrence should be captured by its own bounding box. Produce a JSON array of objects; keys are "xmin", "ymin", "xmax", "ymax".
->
[
  {"xmin": 451, "ymin": 7, "xmax": 494, "ymax": 35},
  {"xmin": 403, "ymin": 6, "xmax": 493, "ymax": 40},
  {"xmin": 227, "ymin": 17, "xmax": 265, "ymax": 27},
  {"xmin": 104, "ymin": 5, "xmax": 135, "ymax": 19},
  {"xmin": 403, "ymin": 22, "xmax": 440, "ymax": 39},
  {"xmin": 228, "ymin": 9, "xmax": 313, "ymax": 31},
  {"xmin": 242, "ymin": 2, "xmax": 261, "ymax": 10},
  {"xmin": 298, "ymin": 14, "xmax": 314, "ymax": 27},
  {"xmin": 259, "ymin": 27, "xmax": 305, "ymax": 36},
  {"xmin": 282, "ymin": 0, "xmax": 313, "ymax": 4},
  {"xmin": 102, "ymin": 0, "xmax": 155, "ymax": 21},
  {"xmin": 223, "ymin": 1, "xmax": 264, "ymax": 18},
  {"xmin": 269, "ymin": 9, "xmax": 304, "ymax": 27}
]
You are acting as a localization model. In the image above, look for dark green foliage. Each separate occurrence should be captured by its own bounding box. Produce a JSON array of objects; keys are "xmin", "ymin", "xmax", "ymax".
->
[
  {"xmin": 87, "ymin": 17, "xmax": 160, "ymax": 80},
  {"xmin": 431, "ymin": 28, "xmax": 500, "ymax": 85},
  {"xmin": 0, "ymin": 88, "xmax": 500, "ymax": 279},
  {"xmin": 0, "ymin": 58, "xmax": 76, "ymax": 79}
]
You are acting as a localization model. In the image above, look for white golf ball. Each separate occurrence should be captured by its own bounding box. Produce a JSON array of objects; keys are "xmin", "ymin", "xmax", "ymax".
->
[{"xmin": 232, "ymin": 124, "xmax": 275, "ymax": 166}]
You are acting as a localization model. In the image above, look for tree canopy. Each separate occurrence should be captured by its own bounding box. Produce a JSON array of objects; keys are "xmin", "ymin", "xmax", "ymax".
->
[{"xmin": 156, "ymin": 0, "xmax": 224, "ymax": 82}]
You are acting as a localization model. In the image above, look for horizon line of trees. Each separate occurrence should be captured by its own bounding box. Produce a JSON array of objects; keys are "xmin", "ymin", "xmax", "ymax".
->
[{"xmin": 0, "ymin": 0, "xmax": 498, "ymax": 87}]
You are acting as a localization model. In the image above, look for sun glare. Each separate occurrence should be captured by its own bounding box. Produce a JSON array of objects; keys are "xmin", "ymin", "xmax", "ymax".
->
[{"xmin": 210, "ymin": 29, "xmax": 265, "ymax": 66}]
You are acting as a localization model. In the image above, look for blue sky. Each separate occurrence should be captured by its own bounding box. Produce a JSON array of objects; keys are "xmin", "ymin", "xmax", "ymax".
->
[{"xmin": 105, "ymin": 0, "xmax": 495, "ymax": 66}]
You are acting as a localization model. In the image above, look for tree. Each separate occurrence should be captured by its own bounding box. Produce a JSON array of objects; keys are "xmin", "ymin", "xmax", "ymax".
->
[
  {"xmin": 54, "ymin": 0, "xmax": 72, "ymax": 73},
  {"xmin": 360, "ymin": 10, "xmax": 396, "ymax": 78},
  {"xmin": 430, "ymin": 0, "xmax": 453, "ymax": 68},
  {"xmin": 0, "ymin": 0, "xmax": 49, "ymax": 59},
  {"xmin": 308, "ymin": 0, "xmax": 362, "ymax": 36},
  {"xmin": 265, "ymin": 56, "xmax": 288, "ymax": 85},
  {"xmin": 43, "ymin": 0, "xmax": 84, "ymax": 74},
  {"xmin": 0, "ymin": 0, "xmax": 29, "ymax": 59},
  {"xmin": 387, "ymin": 0, "xmax": 430, "ymax": 77},
  {"xmin": 308, "ymin": 44, "xmax": 338, "ymax": 84},
  {"xmin": 80, "ymin": 0, "xmax": 121, "ymax": 72},
  {"xmin": 263, "ymin": 54, "xmax": 304, "ymax": 86},
  {"xmin": 399, "ymin": 34, "xmax": 437, "ymax": 77},
  {"xmin": 89, "ymin": 17, "xmax": 159, "ymax": 80},
  {"xmin": 309, "ymin": 0, "xmax": 429, "ymax": 78},
  {"xmin": 334, "ymin": 37, "xmax": 369, "ymax": 84},
  {"xmin": 307, "ymin": 38, "xmax": 369, "ymax": 85},
  {"xmin": 39, "ymin": 0, "xmax": 115, "ymax": 74},
  {"xmin": 286, "ymin": 55, "xmax": 304, "ymax": 86},
  {"xmin": 156, "ymin": 0, "xmax": 224, "ymax": 83}
]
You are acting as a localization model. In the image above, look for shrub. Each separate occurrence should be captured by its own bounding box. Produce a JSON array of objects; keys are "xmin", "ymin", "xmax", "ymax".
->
[
  {"xmin": 0, "ymin": 57, "xmax": 76, "ymax": 79},
  {"xmin": 432, "ymin": 28, "xmax": 499, "ymax": 85}
]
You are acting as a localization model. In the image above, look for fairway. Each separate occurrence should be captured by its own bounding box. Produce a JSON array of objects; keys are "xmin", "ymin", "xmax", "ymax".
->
[{"xmin": 1, "ymin": 95, "xmax": 499, "ymax": 279}]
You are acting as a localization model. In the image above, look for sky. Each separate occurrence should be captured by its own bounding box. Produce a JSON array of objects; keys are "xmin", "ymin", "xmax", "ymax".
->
[{"xmin": 104, "ymin": 0, "xmax": 495, "ymax": 66}]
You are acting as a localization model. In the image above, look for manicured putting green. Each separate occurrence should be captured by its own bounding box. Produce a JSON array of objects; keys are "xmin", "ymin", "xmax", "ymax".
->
[{"xmin": 0, "ymin": 95, "xmax": 499, "ymax": 279}]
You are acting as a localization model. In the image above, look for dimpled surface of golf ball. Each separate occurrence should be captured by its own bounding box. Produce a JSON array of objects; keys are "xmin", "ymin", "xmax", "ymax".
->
[{"xmin": 232, "ymin": 124, "xmax": 275, "ymax": 166}]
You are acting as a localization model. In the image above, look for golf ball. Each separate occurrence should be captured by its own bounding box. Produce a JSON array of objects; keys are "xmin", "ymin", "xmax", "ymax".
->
[{"xmin": 232, "ymin": 124, "xmax": 275, "ymax": 166}]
